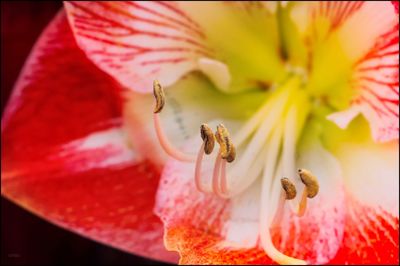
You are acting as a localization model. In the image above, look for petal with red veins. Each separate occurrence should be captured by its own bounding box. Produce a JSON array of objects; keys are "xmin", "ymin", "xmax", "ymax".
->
[
  {"xmin": 63, "ymin": 1, "xmax": 211, "ymax": 93},
  {"xmin": 289, "ymin": 2, "xmax": 364, "ymax": 37},
  {"xmin": 1, "ymin": 10, "xmax": 178, "ymax": 263},
  {"xmin": 328, "ymin": 22, "xmax": 399, "ymax": 142},
  {"xmin": 289, "ymin": 2, "xmax": 399, "ymax": 142},
  {"xmin": 326, "ymin": 2, "xmax": 399, "ymax": 142}
]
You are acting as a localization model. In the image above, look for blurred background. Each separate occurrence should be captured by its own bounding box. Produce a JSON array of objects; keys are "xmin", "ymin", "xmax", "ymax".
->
[{"xmin": 1, "ymin": 2, "xmax": 169, "ymax": 265}]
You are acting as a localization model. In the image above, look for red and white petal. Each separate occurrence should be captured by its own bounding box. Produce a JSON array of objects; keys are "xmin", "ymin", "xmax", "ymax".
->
[
  {"xmin": 63, "ymin": 1, "xmax": 211, "ymax": 93},
  {"xmin": 331, "ymin": 140, "xmax": 399, "ymax": 264},
  {"xmin": 338, "ymin": 1, "xmax": 398, "ymax": 61},
  {"xmin": 290, "ymin": 2, "xmax": 399, "ymax": 142},
  {"xmin": 328, "ymin": 17, "xmax": 399, "ymax": 141},
  {"xmin": 1, "ymin": 10, "xmax": 177, "ymax": 263},
  {"xmin": 155, "ymin": 135, "xmax": 346, "ymax": 264}
]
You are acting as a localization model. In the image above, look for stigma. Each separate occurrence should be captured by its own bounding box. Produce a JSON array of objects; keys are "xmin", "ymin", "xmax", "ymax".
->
[{"xmin": 151, "ymin": 79, "xmax": 320, "ymax": 265}]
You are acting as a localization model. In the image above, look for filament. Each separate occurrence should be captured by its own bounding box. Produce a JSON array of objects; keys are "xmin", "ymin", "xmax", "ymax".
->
[
  {"xmin": 153, "ymin": 113, "xmax": 196, "ymax": 162},
  {"xmin": 194, "ymin": 143, "xmax": 206, "ymax": 192}
]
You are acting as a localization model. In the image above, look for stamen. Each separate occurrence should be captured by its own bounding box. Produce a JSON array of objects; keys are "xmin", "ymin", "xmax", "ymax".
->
[
  {"xmin": 280, "ymin": 178, "xmax": 297, "ymax": 200},
  {"xmin": 279, "ymin": 178, "xmax": 308, "ymax": 217},
  {"xmin": 260, "ymin": 231, "xmax": 307, "ymax": 265},
  {"xmin": 277, "ymin": 169, "xmax": 319, "ymax": 218},
  {"xmin": 153, "ymin": 80, "xmax": 165, "ymax": 113},
  {"xmin": 194, "ymin": 124, "xmax": 215, "ymax": 192},
  {"xmin": 298, "ymin": 168, "xmax": 319, "ymax": 198},
  {"xmin": 215, "ymin": 124, "xmax": 236, "ymax": 162},
  {"xmin": 152, "ymin": 80, "xmax": 195, "ymax": 162},
  {"xmin": 200, "ymin": 124, "xmax": 215, "ymax": 154},
  {"xmin": 259, "ymin": 126, "xmax": 306, "ymax": 265}
]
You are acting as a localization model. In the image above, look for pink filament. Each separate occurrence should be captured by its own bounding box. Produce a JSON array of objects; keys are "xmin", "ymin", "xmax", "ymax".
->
[
  {"xmin": 212, "ymin": 156, "xmax": 223, "ymax": 196},
  {"xmin": 153, "ymin": 113, "xmax": 195, "ymax": 162},
  {"xmin": 272, "ymin": 187, "xmax": 308, "ymax": 227},
  {"xmin": 289, "ymin": 187, "xmax": 308, "ymax": 217},
  {"xmin": 194, "ymin": 143, "xmax": 206, "ymax": 192},
  {"xmin": 220, "ymin": 160, "xmax": 228, "ymax": 195}
]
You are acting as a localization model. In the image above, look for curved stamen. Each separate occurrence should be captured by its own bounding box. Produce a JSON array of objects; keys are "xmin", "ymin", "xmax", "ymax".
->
[
  {"xmin": 260, "ymin": 230, "xmax": 307, "ymax": 265},
  {"xmin": 194, "ymin": 124, "xmax": 216, "ymax": 192},
  {"xmin": 298, "ymin": 168, "xmax": 319, "ymax": 198},
  {"xmin": 279, "ymin": 178, "xmax": 308, "ymax": 217},
  {"xmin": 212, "ymin": 124, "xmax": 235, "ymax": 197},
  {"xmin": 153, "ymin": 80, "xmax": 165, "ymax": 114},
  {"xmin": 276, "ymin": 169, "xmax": 320, "ymax": 221},
  {"xmin": 259, "ymin": 126, "xmax": 306, "ymax": 265},
  {"xmin": 152, "ymin": 80, "xmax": 195, "ymax": 162}
]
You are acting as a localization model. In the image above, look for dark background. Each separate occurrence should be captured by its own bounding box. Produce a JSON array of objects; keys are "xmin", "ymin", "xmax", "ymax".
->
[{"xmin": 1, "ymin": 2, "xmax": 169, "ymax": 265}]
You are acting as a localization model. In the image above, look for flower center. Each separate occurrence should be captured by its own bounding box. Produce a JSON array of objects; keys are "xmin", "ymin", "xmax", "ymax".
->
[{"xmin": 151, "ymin": 75, "xmax": 322, "ymax": 265}]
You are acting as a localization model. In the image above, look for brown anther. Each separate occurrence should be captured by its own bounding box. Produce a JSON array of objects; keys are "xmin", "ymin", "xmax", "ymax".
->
[
  {"xmin": 281, "ymin": 178, "xmax": 297, "ymax": 200},
  {"xmin": 225, "ymin": 144, "xmax": 236, "ymax": 163},
  {"xmin": 153, "ymin": 80, "xmax": 165, "ymax": 113},
  {"xmin": 215, "ymin": 124, "xmax": 236, "ymax": 163},
  {"xmin": 200, "ymin": 124, "xmax": 215, "ymax": 155},
  {"xmin": 298, "ymin": 168, "xmax": 319, "ymax": 198}
]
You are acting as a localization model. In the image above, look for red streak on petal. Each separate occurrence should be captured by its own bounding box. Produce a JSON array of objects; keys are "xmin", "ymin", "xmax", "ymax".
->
[
  {"xmin": 124, "ymin": 2, "xmax": 206, "ymax": 39},
  {"xmin": 330, "ymin": 197, "xmax": 399, "ymax": 264},
  {"xmin": 69, "ymin": 2, "xmax": 209, "ymax": 51},
  {"xmin": 153, "ymin": 1, "xmax": 202, "ymax": 31}
]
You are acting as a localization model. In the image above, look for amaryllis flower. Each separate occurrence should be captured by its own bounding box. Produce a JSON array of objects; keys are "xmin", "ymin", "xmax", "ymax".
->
[{"xmin": 2, "ymin": 1, "xmax": 399, "ymax": 265}]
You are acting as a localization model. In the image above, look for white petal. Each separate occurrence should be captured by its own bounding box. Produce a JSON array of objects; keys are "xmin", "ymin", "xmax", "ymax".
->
[{"xmin": 336, "ymin": 140, "xmax": 399, "ymax": 216}]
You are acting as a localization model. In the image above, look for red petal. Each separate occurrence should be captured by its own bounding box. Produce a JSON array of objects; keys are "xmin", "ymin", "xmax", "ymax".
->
[
  {"xmin": 161, "ymin": 194, "xmax": 399, "ymax": 265},
  {"xmin": 1, "ymin": 10, "xmax": 177, "ymax": 263},
  {"xmin": 63, "ymin": 1, "xmax": 211, "ymax": 93},
  {"xmin": 330, "ymin": 195, "xmax": 399, "ymax": 264}
]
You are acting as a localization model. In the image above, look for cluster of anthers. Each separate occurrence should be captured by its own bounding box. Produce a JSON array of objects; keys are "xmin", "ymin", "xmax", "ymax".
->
[{"xmin": 152, "ymin": 80, "xmax": 319, "ymax": 265}]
